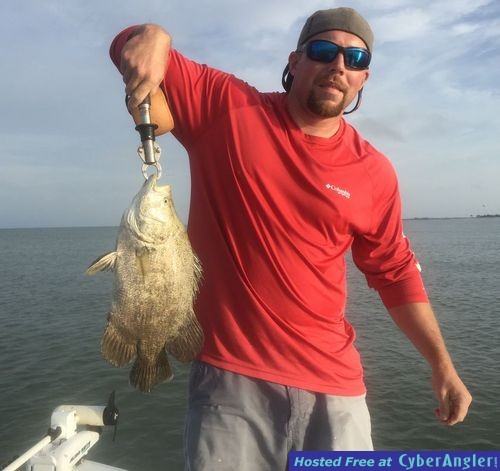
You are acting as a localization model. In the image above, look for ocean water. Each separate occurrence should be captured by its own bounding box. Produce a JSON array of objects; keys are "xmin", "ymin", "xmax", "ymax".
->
[{"xmin": 0, "ymin": 218, "xmax": 499, "ymax": 470}]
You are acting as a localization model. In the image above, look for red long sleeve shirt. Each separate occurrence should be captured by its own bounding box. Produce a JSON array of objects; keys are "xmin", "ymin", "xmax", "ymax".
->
[{"xmin": 111, "ymin": 29, "xmax": 428, "ymax": 395}]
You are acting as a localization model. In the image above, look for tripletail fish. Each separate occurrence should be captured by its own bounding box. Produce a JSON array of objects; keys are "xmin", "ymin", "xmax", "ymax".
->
[{"xmin": 87, "ymin": 175, "xmax": 203, "ymax": 392}]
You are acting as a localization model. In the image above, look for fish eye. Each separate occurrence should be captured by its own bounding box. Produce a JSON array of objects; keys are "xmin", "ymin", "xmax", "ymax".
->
[{"xmin": 163, "ymin": 197, "xmax": 169, "ymax": 204}]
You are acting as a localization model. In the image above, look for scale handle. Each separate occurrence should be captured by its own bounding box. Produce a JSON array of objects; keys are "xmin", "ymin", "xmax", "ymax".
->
[{"xmin": 130, "ymin": 89, "xmax": 174, "ymax": 135}]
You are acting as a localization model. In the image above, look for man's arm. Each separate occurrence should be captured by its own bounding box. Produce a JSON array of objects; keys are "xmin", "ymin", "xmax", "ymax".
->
[{"xmin": 388, "ymin": 302, "xmax": 472, "ymax": 426}]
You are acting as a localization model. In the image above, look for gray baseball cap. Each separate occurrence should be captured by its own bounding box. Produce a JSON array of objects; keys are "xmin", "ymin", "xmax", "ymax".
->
[{"xmin": 297, "ymin": 7, "xmax": 374, "ymax": 52}]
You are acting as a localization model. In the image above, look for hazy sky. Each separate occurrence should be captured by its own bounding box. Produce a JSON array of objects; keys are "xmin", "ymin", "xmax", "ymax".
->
[{"xmin": 1, "ymin": 0, "xmax": 499, "ymax": 228}]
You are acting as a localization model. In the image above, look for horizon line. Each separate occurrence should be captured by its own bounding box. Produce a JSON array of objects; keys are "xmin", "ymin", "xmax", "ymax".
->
[{"xmin": 1, "ymin": 215, "xmax": 499, "ymax": 231}]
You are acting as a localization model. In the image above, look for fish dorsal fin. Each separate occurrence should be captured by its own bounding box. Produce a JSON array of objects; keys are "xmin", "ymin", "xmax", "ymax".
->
[{"xmin": 86, "ymin": 251, "xmax": 118, "ymax": 275}]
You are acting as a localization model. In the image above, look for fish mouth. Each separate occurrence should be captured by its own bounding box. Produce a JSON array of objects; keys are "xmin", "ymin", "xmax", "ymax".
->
[
  {"xmin": 144, "ymin": 174, "xmax": 170, "ymax": 194},
  {"xmin": 144, "ymin": 174, "xmax": 158, "ymax": 189}
]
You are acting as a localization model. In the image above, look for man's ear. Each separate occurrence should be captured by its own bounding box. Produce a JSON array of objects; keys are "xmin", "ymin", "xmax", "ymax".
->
[
  {"xmin": 288, "ymin": 51, "xmax": 301, "ymax": 75},
  {"xmin": 360, "ymin": 69, "xmax": 370, "ymax": 89}
]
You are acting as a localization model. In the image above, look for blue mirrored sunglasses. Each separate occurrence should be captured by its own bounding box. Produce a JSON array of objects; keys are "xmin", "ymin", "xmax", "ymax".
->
[{"xmin": 299, "ymin": 39, "xmax": 371, "ymax": 70}]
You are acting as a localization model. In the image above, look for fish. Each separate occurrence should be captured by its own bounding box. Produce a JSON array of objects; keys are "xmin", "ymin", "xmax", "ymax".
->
[{"xmin": 86, "ymin": 175, "xmax": 203, "ymax": 392}]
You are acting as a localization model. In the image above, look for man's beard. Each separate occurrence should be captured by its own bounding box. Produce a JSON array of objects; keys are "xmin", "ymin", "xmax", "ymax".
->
[{"xmin": 306, "ymin": 76, "xmax": 350, "ymax": 118}]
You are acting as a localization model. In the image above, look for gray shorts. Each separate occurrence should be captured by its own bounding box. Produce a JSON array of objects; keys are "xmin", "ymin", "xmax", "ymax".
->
[{"xmin": 183, "ymin": 361, "xmax": 373, "ymax": 470}]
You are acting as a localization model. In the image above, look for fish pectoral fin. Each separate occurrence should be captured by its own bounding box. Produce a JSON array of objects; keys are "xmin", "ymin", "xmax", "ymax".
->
[
  {"xmin": 86, "ymin": 251, "xmax": 118, "ymax": 275},
  {"xmin": 135, "ymin": 247, "xmax": 153, "ymax": 278}
]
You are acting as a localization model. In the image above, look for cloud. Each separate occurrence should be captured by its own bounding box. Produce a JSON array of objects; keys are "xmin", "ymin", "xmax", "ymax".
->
[
  {"xmin": 1, "ymin": 0, "xmax": 500, "ymax": 227},
  {"xmin": 355, "ymin": 118, "xmax": 405, "ymax": 143},
  {"xmin": 371, "ymin": 8, "xmax": 432, "ymax": 43},
  {"xmin": 452, "ymin": 22, "xmax": 482, "ymax": 35}
]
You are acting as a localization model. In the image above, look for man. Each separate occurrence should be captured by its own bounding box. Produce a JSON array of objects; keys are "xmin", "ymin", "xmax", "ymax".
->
[{"xmin": 110, "ymin": 7, "xmax": 472, "ymax": 470}]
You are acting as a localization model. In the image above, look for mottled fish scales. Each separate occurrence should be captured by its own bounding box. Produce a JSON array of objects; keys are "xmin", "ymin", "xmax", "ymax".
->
[{"xmin": 87, "ymin": 175, "xmax": 203, "ymax": 392}]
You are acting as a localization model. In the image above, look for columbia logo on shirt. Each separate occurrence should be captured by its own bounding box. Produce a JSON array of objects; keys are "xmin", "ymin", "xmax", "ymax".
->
[{"xmin": 325, "ymin": 183, "xmax": 351, "ymax": 199}]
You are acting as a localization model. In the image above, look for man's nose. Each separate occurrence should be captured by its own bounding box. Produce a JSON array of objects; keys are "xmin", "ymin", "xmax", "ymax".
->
[{"xmin": 328, "ymin": 51, "xmax": 346, "ymax": 74}]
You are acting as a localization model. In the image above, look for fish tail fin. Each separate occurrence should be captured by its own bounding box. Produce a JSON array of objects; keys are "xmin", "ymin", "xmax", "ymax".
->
[
  {"xmin": 86, "ymin": 251, "xmax": 118, "ymax": 275},
  {"xmin": 166, "ymin": 311, "xmax": 204, "ymax": 363},
  {"xmin": 101, "ymin": 320, "xmax": 136, "ymax": 367},
  {"xmin": 129, "ymin": 349, "xmax": 173, "ymax": 393}
]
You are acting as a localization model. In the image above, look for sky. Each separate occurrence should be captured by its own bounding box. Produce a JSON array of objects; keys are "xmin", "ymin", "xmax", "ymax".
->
[{"xmin": 1, "ymin": 0, "xmax": 499, "ymax": 228}]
